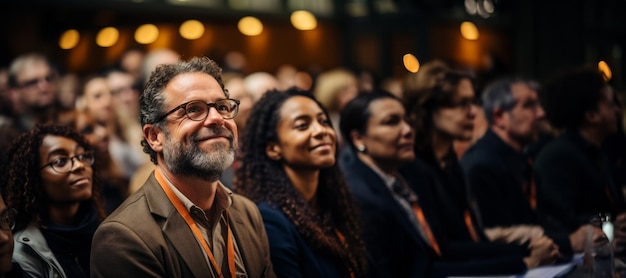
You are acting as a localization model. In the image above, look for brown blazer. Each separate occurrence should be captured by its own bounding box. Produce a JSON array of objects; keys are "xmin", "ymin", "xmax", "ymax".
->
[{"xmin": 90, "ymin": 172, "xmax": 275, "ymax": 278}]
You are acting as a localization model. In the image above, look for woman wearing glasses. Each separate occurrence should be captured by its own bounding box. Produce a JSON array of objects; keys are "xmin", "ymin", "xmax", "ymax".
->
[
  {"xmin": 234, "ymin": 88, "xmax": 368, "ymax": 278},
  {"xmin": 0, "ymin": 124, "xmax": 106, "ymax": 278}
]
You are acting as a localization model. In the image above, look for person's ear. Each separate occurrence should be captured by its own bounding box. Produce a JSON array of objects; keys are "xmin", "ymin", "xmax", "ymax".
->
[
  {"xmin": 492, "ymin": 107, "xmax": 508, "ymax": 129},
  {"xmin": 143, "ymin": 124, "xmax": 164, "ymax": 153},
  {"xmin": 266, "ymin": 143, "xmax": 282, "ymax": 161},
  {"xmin": 350, "ymin": 130, "xmax": 367, "ymax": 153}
]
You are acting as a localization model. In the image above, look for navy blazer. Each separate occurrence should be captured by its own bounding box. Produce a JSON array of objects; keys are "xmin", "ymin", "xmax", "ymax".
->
[
  {"xmin": 341, "ymin": 156, "xmax": 530, "ymax": 277},
  {"xmin": 257, "ymin": 202, "xmax": 350, "ymax": 278}
]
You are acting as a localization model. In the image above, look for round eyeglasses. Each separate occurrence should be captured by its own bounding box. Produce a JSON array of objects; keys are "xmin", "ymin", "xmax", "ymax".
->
[
  {"xmin": 40, "ymin": 151, "xmax": 95, "ymax": 173},
  {"xmin": 156, "ymin": 99, "xmax": 240, "ymax": 122},
  {"xmin": 0, "ymin": 208, "xmax": 17, "ymax": 231}
]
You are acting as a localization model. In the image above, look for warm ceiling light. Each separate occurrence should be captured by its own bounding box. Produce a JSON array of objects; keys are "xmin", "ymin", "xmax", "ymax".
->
[
  {"xmin": 135, "ymin": 24, "xmax": 159, "ymax": 44},
  {"xmin": 290, "ymin": 10, "xmax": 317, "ymax": 31},
  {"xmin": 238, "ymin": 16, "xmax": 263, "ymax": 36},
  {"xmin": 96, "ymin": 27, "xmax": 119, "ymax": 47},
  {"xmin": 180, "ymin": 20, "xmax": 205, "ymax": 40},
  {"xmin": 460, "ymin": 21, "xmax": 479, "ymax": 40},
  {"xmin": 403, "ymin": 54, "xmax": 420, "ymax": 73},
  {"xmin": 598, "ymin": 60, "xmax": 612, "ymax": 82},
  {"xmin": 59, "ymin": 29, "xmax": 80, "ymax": 50}
]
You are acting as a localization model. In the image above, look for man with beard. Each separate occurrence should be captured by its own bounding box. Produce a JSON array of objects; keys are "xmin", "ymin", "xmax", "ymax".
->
[
  {"xmin": 461, "ymin": 76, "xmax": 605, "ymax": 256},
  {"xmin": 91, "ymin": 57, "xmax": 275, "ymax": 278}
]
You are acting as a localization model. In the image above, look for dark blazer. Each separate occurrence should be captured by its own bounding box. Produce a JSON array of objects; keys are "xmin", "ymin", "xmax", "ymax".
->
[
  {"xmin": 257, "ymin": 202, "xmax": 351, "ymax": 278},
  {"xmin": 341, "ymin": 157, "xmax": 528, "ymax": 278},
  {"xmin": 461, "ymin": 129, "xmax": 536, "ymax": 228},
  {"xmin": 90, "ymin": 172, "xmax": 275, "ymax": 278},
  {"xmin": 534, "ymin": 129, "xmax": 626, "ymax": 233},
  {"xmin": 461, "ymin": 129, "xmax": 573, "ymax": 254}
]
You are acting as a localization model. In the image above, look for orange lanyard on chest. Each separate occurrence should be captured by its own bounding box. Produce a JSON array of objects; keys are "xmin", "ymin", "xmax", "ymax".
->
[{"xmin": 155, "ymin": 168, "xmax": 236, "ymax": 278}]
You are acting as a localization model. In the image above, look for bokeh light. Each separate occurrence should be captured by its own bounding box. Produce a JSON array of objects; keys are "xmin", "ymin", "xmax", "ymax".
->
[
  {"xmin": 59, "ymin": 29, "xmax": 80, "ymax": 50},
  {"xmin": 290, "ymin": 10, "xmax": 317, "ymax": 31},
  {"xmin": 238, "ymin": 16, "xmax": 263, "ymax": 36},
  {"xmin": 180, "ymin": 20, "xmax": 205, "ymax": 40},
  {"xmin": 135, "ymin": 24, "xmax": 159, "ymax": 44},
  {"xmin": 460, "ymin": 21, "xmax": 479, "ymax": 40},
  {"xmin": 598, "ymin": 60, "xmax": 612, "ymax": 82},
  {"xmin": 96, "ymin": 27, "xmax": 119, "ymax": 47},
  {"xmin": 403, "ymin": 53, "xmax": 420, "ymax": 73}
]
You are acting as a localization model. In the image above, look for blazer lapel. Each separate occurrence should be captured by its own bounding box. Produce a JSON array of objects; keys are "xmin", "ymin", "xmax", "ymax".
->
[
  {"xmin": 350, "ymin": 159, "xmax": 428, "ymax": 248},
  {"xmin": 143, "ymin": 174, "xmax": 213, "ymax": 277}
]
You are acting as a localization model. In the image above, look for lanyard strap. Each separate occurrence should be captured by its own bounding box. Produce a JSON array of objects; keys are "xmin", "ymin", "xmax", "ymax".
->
[
  {"xmin": 334, "ymin": 230, "xmax": 356, "ymax": 278},
  {"xmin": 155, "ymin": 168, "xmax": 236, "ymax": 278},
  {"xmin": 411, "ymin": 202, "xmax": 442, "ymax": 256}
]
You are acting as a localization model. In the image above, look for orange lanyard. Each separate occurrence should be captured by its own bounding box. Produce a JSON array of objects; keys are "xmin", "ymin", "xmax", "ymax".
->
[
  {"xmin": 155, "ymin": 168, "xmax": 236, "ymax": 278},
  {"xmin": 334, "ymin": 230, "xmax": 356, "ymax": 278},
  {"xmin": 411, "ymin": 202, "xmax": 442, "ymax": 256}
]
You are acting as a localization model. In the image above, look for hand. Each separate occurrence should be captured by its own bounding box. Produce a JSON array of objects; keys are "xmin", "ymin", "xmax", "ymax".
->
[
  {"xmin": 613, "ymin": 212, "xmax": 626, "ymax": 252},
  {"xmin": 524, "ymin": 236, "xmax": 561, "ymax": 269},
  {"xmin": 569, "ymin": 224, "xmax": 606, "ymax": 252}
]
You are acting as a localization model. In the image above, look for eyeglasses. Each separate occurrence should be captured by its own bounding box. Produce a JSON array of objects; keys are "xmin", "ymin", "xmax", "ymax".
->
[
  {"xmin": 156, "ymin": 99, "xmax": 240, "ymax": 122},
  {"xmin": 443, "ymin": 98, "xmax": 480, "ymax": 110},
  {"xmin": 17, "ymin": 73, "xmax": 56, "ymax": 89},
  {"xmin": 41, "ymin": 151, "xmax": 95, "ymax": 173},
  {"xmin": 0, "ymin": 208, "xmax": 16, "ymax": 231}
]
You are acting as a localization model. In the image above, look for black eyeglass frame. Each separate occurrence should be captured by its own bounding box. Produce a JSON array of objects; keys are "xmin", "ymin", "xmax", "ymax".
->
[
  {"xmin": 40, "ymin": 151, "xmax": 95, "ymax": 174},
  {"xmin": 155, "ymin": 99, "xmax": 241, "ymax": 123}
]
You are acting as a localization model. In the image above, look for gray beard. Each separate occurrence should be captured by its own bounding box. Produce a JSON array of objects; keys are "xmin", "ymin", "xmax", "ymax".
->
[{"xmin": 163, "ymin": 129, "xmax": 235, "ymax": 182}]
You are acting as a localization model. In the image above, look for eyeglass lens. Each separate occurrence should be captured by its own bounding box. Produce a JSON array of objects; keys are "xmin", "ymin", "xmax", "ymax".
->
[{"xmin": 185, "ymin": 99, "xmax": 239, "ymax": 120}]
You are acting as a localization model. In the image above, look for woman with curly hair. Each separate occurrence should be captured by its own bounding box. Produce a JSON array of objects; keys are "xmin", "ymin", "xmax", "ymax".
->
[
  {"xmin": 234, "ymin": 88, "xmax": 368, "ymax": 278},
  {"xmin": 0, "ymin": 124, "xmax": 106, "ymax": 278}
]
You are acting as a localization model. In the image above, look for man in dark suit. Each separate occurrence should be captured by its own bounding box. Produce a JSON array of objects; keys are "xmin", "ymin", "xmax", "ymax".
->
[
  {"xmin": 461, "ymin": 76, "xmax": 601, "ymax": 254},
  {"xmin": 532, "ymin": 68, "xmax": 626, "ymax": 248},
  {"xmin": 91, "ymin": 57, "xmax": 275, "ymax": 277}
]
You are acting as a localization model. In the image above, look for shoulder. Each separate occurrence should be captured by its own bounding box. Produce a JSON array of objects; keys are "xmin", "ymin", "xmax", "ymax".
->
[
  {"xmin": 13, "ymin": 225, "xmax": 60, "ymax": 278},
  {"xmin": 534, "ymin": 134, "xmax": 581, "ymax": 165}
]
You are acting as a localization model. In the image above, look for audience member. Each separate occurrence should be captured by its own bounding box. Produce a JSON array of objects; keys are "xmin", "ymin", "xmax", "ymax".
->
[
  {"xmin": 118, "ymin": 48, "xmax": 145, "ymax": 82},
  {"xmin": 0, "ymin": 193, "xmax": 24, "ymax": 278},
  {"xmin": 1, "ymin": 124, "xmax": 106, "ymax": 277},
  {"xmin": 234, "ymin": 88, "xmax": 368, "ymax": 278},
  {"xmin": 55, "ymin": 73, "xmax": 80, "ymax": 111},
  {"xmin": 340, "ymin": 90, "xmax": 559, "ymax": 277},
  {"xmin": 218, "ymin": 73, "xmax": 253, "ymax": 188},
  {"xmin": 534, "ymin": 67, "xmax": 626, "ymax": 246},
  {"xmin": 1, "ymin": 53, "xmax": 59, "ymax": 165},
  {"xmin": 56, "ymin": 109, "xmax": 128, "ymax": 214},
  {"xmin": 139, "ymin": 48, "xmax": 179, "ymax": 86},
  {"xmin": 313, "ymin": 68, "xmax": 359, "ymax": 148},
  {"xmin": 460, "ymin": 77, "xmax": 602, "ymax": 254},
  {"xmin": 403, "ymin": 67, "xmax": 485, "ymax": 243},
  {"xmin": 243, "ymin": 71, "xmax": 279, "ymax": 102},
  {"xmin": 90, "ymin": 56, "xmax": 275, "ymax": 277}
]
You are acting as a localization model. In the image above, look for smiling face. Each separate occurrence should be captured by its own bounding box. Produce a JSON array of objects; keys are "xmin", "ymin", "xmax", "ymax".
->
[
  {"xmin": 355, "ymin": 98, "xmax": 415, "ymax": 167},
  {"xmin": 432, "ymin": 78, "xmax": 478, "ymax": 141},
  {"xmin": 268, "ymin": 95, "xmax": 337, "ymax": 170},
  {"xmin": 39, "ymin": 135, "xmax": 93, "ymax": 204},
  {"xmin": 153, "ymin": 72, "xmax": 237, "ymax": 181}
]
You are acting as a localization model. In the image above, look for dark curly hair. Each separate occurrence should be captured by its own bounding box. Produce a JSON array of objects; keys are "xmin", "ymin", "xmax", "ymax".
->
[
  {"xmin": 542, "ymin": 66, "xmax": 607, "ymax": 129},
  {"xmin": 233, "ymin": 88, "xmax": 368, "ymax": 277},
  {"xmin": 0, "ymin": 124, "xmax": 106, "ymax": 232},
  {"xmin": 403, "ymin": 69, "xmax": 475, "ymax": 153},
  {"xmin": 139, "ymin": 56, "xmax": 228, "ymax": 164}
]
